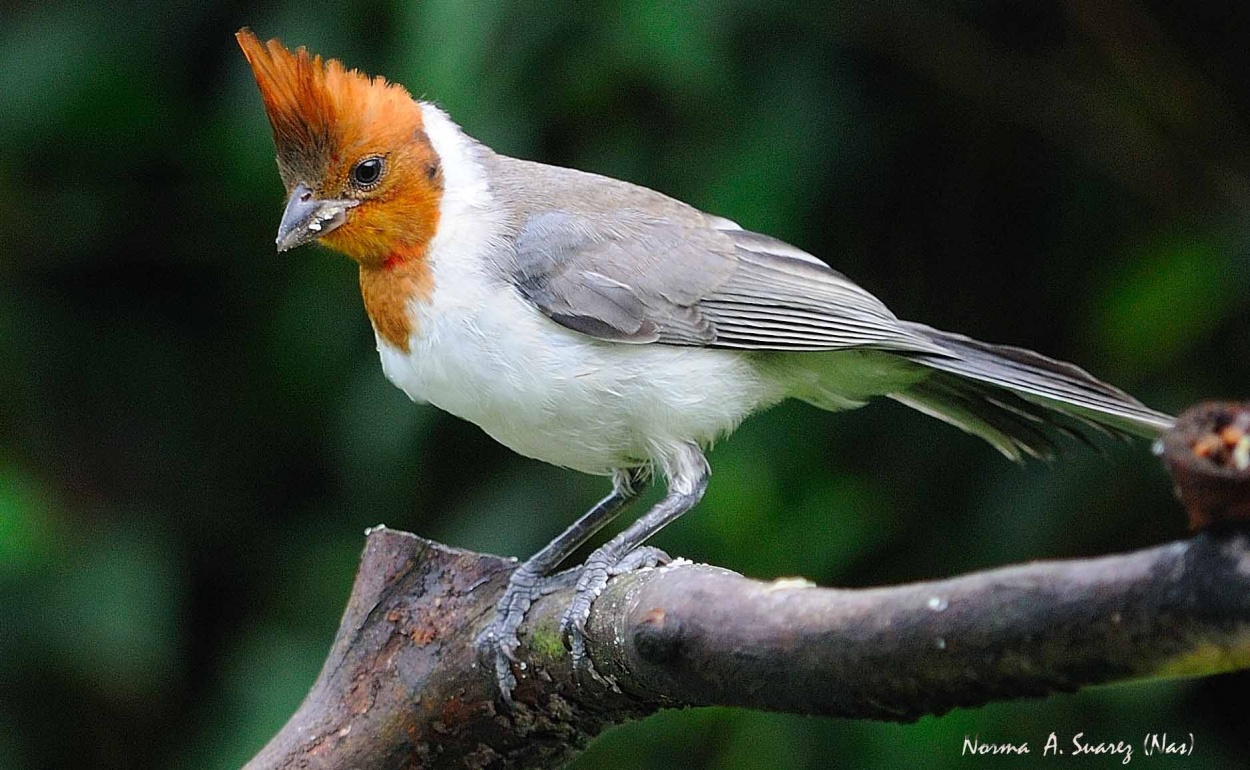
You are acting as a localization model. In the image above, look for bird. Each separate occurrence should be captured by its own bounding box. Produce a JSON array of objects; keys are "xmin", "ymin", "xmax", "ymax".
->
[{"xmin": 236, "ymin": 29, "xmax": 1174, "ymax": 701}]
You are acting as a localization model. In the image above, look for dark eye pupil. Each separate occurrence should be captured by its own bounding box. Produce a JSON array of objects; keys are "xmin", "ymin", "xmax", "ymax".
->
[{"xmin": 353, "ymin": 158, "xmax": 382, "ymax": 186}]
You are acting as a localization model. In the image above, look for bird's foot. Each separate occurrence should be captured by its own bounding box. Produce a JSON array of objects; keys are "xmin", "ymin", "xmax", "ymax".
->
[
  {"xmin": 561, "ymin": 545, "xmax": 671, "ymax": 686},
  {"xmin": 476, "ymin": 563, "xmax": 558, "ymax": 705}
]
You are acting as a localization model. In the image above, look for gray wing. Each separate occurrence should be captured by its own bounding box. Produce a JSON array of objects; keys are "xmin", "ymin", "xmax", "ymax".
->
[{"xmin": 511, "ymin": 210, "xmax": 944, "ymax": 354}]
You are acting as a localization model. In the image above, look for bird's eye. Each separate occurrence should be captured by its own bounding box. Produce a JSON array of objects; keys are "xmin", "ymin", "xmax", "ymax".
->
[{"xmin": 351, "ymin": 157, "xmax": 385, "ymax": 189}]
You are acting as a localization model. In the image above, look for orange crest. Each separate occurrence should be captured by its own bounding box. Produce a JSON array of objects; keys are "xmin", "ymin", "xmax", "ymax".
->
[{"xmin": 236, "ymin": 29, "xmax": 423, "ymax": 185}]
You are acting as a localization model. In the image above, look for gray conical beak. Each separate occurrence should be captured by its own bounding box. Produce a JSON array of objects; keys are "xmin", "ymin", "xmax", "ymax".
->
[{"xmin": 275, "ymin": 183, "xmax": 358, "ymax": 252}]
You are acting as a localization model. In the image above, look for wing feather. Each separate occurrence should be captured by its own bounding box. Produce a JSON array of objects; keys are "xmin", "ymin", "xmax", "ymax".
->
[{"xmin": 511, "ymin": 210, "xmax": 943, "ymax": 354}]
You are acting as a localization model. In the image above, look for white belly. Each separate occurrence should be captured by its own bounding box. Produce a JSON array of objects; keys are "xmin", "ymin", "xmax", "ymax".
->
[{"xmin": 377, "ymin": 285, "xmax": 784, "ymax": 476}]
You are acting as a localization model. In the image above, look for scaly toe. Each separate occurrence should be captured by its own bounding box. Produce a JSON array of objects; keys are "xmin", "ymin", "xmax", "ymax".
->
[
  {"xmin": 556, "ymin": 545, "xmax": 672, "ymax": 687},
  {"xmin": 476, "ymin": 565, "xmax": 550, "ymax": 704},
  {"xmin": 608, "ymin": 545, "xmax": 670, "ymax": 575},
  {"xmin": 560, "ymin": 598, "xmax": 609, "ymax": 686}
]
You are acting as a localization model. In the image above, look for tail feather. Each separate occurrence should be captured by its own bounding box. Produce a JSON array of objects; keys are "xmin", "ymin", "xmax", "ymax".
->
[{"xmin": 890, "ymin": 323, "xmax": 1173, "ymax": 460}]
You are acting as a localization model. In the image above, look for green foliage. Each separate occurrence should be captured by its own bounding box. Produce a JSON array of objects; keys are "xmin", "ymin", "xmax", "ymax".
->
[
  {"xmin": 2, "ymin": 1, "xmax": 1248, "ymax": 768},
  {"xmin": 0, "ymin": 466, "xmax": 52, "ymax": 576},
  {"xmin": 1095, "ymin": 238, "xmax": 1238, "ymax": 373}
]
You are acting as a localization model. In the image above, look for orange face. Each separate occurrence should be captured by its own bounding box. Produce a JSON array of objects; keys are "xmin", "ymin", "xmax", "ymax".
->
[{"xmin": 236, "ymin": 29, "xmax": 442, "ymax": 268}]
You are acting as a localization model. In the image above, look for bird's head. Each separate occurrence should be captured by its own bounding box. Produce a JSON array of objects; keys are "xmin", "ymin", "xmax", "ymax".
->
[{"xmin": 236, "ymin": 29, "xmax": 442, "ymax": 268}]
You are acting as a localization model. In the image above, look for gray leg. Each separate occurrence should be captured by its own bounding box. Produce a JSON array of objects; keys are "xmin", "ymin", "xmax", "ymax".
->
[
  {"xmin": 562, "ymin": 443, "xmax": 710, "ymax": 680},
  {"xmin": 479, "ymin": 467, "xmax": 645, "ymax": 702}
]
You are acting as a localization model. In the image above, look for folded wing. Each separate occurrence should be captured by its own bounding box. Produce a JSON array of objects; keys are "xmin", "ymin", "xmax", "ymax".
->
[
  {"xmin": 511, "ymin": 210, "xmax": 942, "ymax": 355},
  {"xmin": 508, "ymin": 207, "xmax": 1172, "ymax": 456}
]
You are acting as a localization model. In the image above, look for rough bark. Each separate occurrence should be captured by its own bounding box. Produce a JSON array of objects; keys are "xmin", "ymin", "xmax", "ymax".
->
[{"xmin": 243, "ymin": 404, "xmax": 1250, "ymax": 769}]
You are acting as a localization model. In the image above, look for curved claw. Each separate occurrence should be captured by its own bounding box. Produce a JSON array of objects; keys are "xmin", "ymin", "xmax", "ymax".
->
[
  {"xmin": 476, "ymin": 565, "xmax": 548, "ymax": 705},
  {"xmin": 559, "ymin": 545, "xmax": 671, "ymax": 686},
  {"xmin": 482, "ymin": 545, "xmax": 673, "ymax": 702},
  {"xmin": 560, "ymin": 597, "xmax": 604, "ymax": 686},
  {"xmin": 473, "ymin": 626, "xmax": 519, "ymax": 705}
]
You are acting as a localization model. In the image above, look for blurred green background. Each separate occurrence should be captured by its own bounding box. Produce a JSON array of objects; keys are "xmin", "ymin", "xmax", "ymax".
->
[{"xmin": 2, "ymin": 0, "xmax": 1249, "ymax": 767}]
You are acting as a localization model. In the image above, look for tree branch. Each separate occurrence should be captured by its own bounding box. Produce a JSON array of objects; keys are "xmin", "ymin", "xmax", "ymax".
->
[{"xmin": 244, "ymin": 404, "xmax": 1250, "ymax": 770}]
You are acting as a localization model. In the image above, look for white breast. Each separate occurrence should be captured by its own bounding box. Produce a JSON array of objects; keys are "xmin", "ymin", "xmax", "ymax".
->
[
  {"xmin": 379, "ymin": 283, "xmax": 781, "ymax": 476},
  {"xmin": 374, "ymin": 105, "xmax": 785, "ymax": 476}
]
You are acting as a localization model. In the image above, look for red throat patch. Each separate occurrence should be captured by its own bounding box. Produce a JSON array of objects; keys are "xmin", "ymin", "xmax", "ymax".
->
[{"xmin": 360, "ymin": 254, "xmax": 433, "ymax": 353}]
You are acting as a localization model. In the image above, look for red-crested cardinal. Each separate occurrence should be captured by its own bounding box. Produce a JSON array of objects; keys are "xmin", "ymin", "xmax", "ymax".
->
[{"xmin": 237, "ymin": 30, "xmax": 1174, "ymax": 701}]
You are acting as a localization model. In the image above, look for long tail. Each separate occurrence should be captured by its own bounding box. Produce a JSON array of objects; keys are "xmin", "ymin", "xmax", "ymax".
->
[{"xmin": 890, "ymin": 323, "xmax": 1173, "ymax": 461}]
